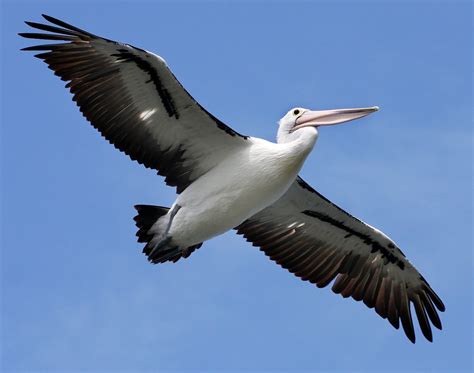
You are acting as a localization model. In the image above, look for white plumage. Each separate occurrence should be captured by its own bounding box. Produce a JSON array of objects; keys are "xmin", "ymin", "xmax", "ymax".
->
[
  {"xmin": 171, "ymin": 130, "xmax": 317, "ymax": 246},
  {"xmin": 20, "ymin": 14, "xmax": 445, "ymax": 343}
]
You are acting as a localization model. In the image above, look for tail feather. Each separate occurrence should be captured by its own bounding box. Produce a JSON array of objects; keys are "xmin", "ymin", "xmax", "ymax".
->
[
  {"xmin": 134, "ymin": 205, "xmax": 169, "ymax": 246},
  {"xmin": 133, "ymin": 205, "xmax": 203, "ymax": 264}
]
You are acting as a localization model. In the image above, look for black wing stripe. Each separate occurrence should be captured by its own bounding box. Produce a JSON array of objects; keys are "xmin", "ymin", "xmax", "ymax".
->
[
  {"xmin": 110, "ymin": 49, "xmax": 179, "ymax": 119},
  {"xmin": 303, "ymin": 209, "xmax": 406, "ymax": 269}
]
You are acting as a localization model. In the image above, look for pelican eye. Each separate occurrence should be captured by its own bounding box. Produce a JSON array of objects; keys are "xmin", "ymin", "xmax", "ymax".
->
[{"xmin": 293, "ymin": 109, "xmax": 300, "ymax": 116}]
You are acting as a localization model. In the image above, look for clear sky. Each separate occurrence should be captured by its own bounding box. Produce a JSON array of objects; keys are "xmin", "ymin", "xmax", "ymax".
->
[{"xmin": 1, "ymin": 1, "xmax": 472, "ymax": 372}]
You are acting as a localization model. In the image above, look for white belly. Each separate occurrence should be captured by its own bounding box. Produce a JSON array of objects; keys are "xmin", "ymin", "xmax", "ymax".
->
[{"xmin": 169, "ymin": 138, "xmax": 311, "ymax": 246}]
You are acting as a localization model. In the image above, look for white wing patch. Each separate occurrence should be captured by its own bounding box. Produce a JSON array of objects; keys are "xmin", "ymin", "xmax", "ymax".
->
[{"xmin": 139, "ymin": 108, "xmax": 157, "ymax": 121}]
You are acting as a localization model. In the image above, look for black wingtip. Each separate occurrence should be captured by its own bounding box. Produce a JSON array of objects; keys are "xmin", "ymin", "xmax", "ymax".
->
[
  {"xmin": 42, "ymin": 14, "xmax": 56, "ymax": 22},
  {"xmin": 420, "ymin": 276, "xmax": 446, "ymax": 312},
  {"xmin": 20, "ymin": 45, "xmax": 40, "ymax": 51},
  {"xmin": 42, "ymin": 14, "xmax": 64, "ymax": 26},
  {"xmin": 39, "ymin": 14, "xmax": 96, "ymax": 38},
  {"xmin": 428, "ymin": 291, "xmax": 446, "ymax": 313}
]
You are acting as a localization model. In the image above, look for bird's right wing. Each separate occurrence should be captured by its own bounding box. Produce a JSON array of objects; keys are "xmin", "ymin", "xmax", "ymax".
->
[
  {"xmin": 236, "ymin": 177, "xmax": 445, "ymax": 343},
  {"xmin": 20, "ymin": 15, "xmax": 250, "ymax": 193}
]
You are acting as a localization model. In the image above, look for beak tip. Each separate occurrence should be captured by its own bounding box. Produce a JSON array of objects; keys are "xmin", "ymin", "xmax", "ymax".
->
[{"xmin": 372, "ymin": 106, "xmax": 380, "ymax": 111}]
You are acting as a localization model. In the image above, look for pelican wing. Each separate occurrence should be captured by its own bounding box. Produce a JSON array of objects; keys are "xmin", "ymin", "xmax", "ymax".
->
[
  {"xmin": 20, "ymin": 15, "xmax": 249, "ymax": 193},
  {"xmin": 236, "ymin": 177, "xmax": 445, "ymax": 343}
]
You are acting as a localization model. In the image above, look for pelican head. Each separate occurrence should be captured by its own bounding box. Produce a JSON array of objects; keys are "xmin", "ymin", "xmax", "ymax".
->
[{"xmin": 277, "ymin": 106, "xmax": 379, "ymax": 144}]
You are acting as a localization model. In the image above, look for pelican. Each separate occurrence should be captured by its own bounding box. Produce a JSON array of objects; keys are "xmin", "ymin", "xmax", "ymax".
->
[{"xmin": 20, "ymin": 15, "xmax": 445, "ymax": 343}]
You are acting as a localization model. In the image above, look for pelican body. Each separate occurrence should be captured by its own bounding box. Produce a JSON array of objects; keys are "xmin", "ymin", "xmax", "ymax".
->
[
  {"xmin": 170, "ymin": 128, "xmax": 317, "ymax": 248},
  {"xmin": 20, "ymin": 15, "xmax": 445, "ymax": 344}
]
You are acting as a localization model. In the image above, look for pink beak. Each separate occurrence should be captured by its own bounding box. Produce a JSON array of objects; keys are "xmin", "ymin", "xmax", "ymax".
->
[{"xmin": 293, "ymin": 106, "xmax": 379, "ymax": 131}]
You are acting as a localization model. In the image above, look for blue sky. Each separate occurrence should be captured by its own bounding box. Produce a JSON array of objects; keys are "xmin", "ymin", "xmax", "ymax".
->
[{"xmin": 1, "ymin": 1, "xmax": 472, "ymax": 372}]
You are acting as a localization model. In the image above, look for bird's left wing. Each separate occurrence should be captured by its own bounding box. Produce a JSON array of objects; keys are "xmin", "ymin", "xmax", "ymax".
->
[
  {"xmin": 236, "ymin": 177, "xmax": 445, "ymax": 343},
  {"xmin": 20, "ymin": 15, "xmax": 249, "ymax": 193}
]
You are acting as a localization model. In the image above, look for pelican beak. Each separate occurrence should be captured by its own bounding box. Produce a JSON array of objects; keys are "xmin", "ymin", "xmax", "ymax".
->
[{"xmin": 293, "ymin": 106, "xmax": 379, "ymax": 131}]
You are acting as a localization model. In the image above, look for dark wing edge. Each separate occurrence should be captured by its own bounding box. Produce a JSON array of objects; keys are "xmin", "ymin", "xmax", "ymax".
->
[
  {"xmin": 236, "ymin": 177, "xmax": 445, "ymax": 343},
  {"xmin": 19, "ymin": 15, "xmax": 248, "ymax": 193}
]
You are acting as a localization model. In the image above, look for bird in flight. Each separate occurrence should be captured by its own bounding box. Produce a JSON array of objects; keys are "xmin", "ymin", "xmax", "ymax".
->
[{"xmin": 20, "ymin": 15, "xmax": 445, "ymax": 343}]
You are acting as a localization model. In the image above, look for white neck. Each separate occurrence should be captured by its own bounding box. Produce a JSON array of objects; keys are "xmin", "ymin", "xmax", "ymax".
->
[
  {"xmin": 278, "ymin": 126, "xmax": 318, "ymax": 152},
  {"xmin": 273, "ymin": 126, "xmax": 319, "ymax": 175}
]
